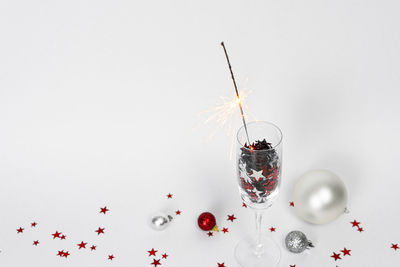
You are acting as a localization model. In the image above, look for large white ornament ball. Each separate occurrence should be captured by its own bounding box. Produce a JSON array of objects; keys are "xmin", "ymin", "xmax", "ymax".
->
[{"xmin": 293, "ymin": 169, "xmax": 348, "ymax": 224}]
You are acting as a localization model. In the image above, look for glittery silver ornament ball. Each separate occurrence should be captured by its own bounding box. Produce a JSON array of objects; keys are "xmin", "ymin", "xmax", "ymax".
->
[
  {"xmin": 150, "ymin": 212, "xmax": 173, "ymax": 231},
  {"xmin": 285, "ymin": 230, "xmax": 314, "ymax": 253}
]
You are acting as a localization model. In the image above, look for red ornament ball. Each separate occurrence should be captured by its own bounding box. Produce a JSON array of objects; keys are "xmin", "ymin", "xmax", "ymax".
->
[{"xmin": 198, "ymin": 212, "xmax": 216, "ymax": 231}]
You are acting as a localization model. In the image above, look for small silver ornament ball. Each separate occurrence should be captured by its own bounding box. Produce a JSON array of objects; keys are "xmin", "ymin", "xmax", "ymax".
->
[
  {"xmin": 285, "ymin": 230, "xmax": 313, "ymax": 253},
  {"xmin": 150, "ymin": 212, "xmax": 173, "ymax": 231},
  {"xmin": 293, "ymin": 169, "xmax": 348, "ymax": 224}
]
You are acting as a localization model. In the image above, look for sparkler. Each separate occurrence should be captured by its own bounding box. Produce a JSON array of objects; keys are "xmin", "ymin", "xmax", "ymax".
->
[{"xmin": 221, "ymin": 42, "xmax": 251, "ymax": 145}]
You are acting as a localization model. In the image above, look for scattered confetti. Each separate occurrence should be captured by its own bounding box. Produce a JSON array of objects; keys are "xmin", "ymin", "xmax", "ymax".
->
[
  {"xmin": 222, "ymin": 227, "xmax": 229, "ymax": 234},
  {"xmin": 77, "ymin": 241, "xmax": 87, "ymax": 249},
  {"xmin": 95, "ymin": 227, "xmax": 105, "ymax": 235},
  {"xmin": 391, "ymin": 244, "xmax": 399, "ymax": 251},
  {"xmin": 52, "ymin": 231, "xmax": 61, "ymax": 239},
  {"xmin": 151, "ymin": 259, "xmax": 161, "ymax": 266},
  {"xmin": 357, "ymin": 227, "xmax": 364, "ymax": 233},
  {"xmin": 108, "ymin": 254, "xmax": 115, "ymax": 260},
  {"xmin": 331, "ymin": 252, "xmax": 341, "ymax": 261},
  {"xmin": 60, "ymin": 235, "xmax": 66, "ymax": 240},
  {"xmin": 227, "ymin": 214, "xmax": 236, "ymax": 222},
  {"xmin": 350, "ymin": 220, "xmax": 360, "ymax": 228},
  {"xmin": 162, "ymin": 253, "xmax": 168, "ymax": 259},
  {"xmin": 175, "ymin": 210, "xmax": 181, "ymax": 215},
  {"xmin": 217, "ymin": 263, "xmax": 226, "ymax": 267},
  {"xmin": 167, "ymin": 193, "xmax": 173, "ymax": 199},
  {"xmin": 17, "ymin": 227, "xmax": 24, "ymax": 233},
  {"xmin": 33, "ymin": 240, "xmax": 39, "ymax": 246},
  {"xmin": 269, "ymin": 227, "xmax": 276, "ymax": 232},
  {"xmin": 289, "ymin": 202, "xmax": 294, "ymax": 207},
  {"xmin": 31, "ymin": 222, "xmax": 37, "ymax": 227},
  {"xmin": 57, "ymin": 250, "xmax": 64, "ymax": 257},
  {"xmin": 100, "ymin": 206, "xmax": 109, "ymax": 214},
  {"xmin": 148, "ymin": 248, "xmax": 157, "ymax": 257},
  {"xmin": 290, "ymin": 265, "xmax": 296, "ymax": 267},
  {"xmin": 90, "ymin": 245, "xmax": 97, "ymax": 251},
  {"xmin": 242, "ymin": 202, "xmax": 247, "ymax": 208},
  {"xmin": 207, "ymin": 231, "xmax": 214, "ymax": 237},
  {"xmin": 341, "ymin": 247, "xmax": 351, "ymax": 256}
]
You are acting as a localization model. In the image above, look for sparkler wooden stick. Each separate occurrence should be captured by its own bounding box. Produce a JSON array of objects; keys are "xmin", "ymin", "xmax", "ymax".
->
[{"xmin": 221, "ymin": 42, "xmax": 251, "ymax": 145}]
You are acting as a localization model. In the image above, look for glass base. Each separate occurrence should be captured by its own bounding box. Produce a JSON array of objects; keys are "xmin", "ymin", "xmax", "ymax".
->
[{"xmin": 235, "ymin": 236, "xmax": 281, "ymax": 267}]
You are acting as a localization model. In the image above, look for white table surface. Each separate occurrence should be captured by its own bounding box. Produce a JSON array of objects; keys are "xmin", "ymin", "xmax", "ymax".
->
[{"xmin": 1, "ymin": 0, "xmax": 400, "ymax": 266}]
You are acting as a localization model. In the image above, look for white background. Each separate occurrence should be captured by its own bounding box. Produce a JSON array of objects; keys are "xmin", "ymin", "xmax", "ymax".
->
[{"xmin": 1, "ymin": 0, "xmax": 400, "ymax": 266}]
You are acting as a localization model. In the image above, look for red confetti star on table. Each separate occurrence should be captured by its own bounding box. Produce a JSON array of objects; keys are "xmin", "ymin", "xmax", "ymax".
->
[
  {"xmin": 33, "ymin": 240, "xmax": 39, "ymax": 246},
  {"xmin": 31, "ymin": 222, "xmax": 37, "ymax": 227},
  {"xmin": 391, "ymin": 244, "xmax": 399, "ymax": 250},
  {"xmin": 167, "ymin": 193, "xmax": 173, "ymax": 199},
  {"xmin": 148, "ymin": 248, "xmax": 157, "ymax": 256},
  {"xmin": 357, "ymin": 227, "xmax": 364, "ymax": 232},
  {"xmin": 207, "ymin": 231, "xmax": 214, "ymax": 237},
  {"xmin": 222, "ymin": 227, "xmax": 229, "ymax": 234},
  {"xmin": 341, "ymin": 247, "xmax": 351, "ymax": 256},
  {"xmin": 217, "ymin": 263, "xmax": 226, "ymax": 267},
  {"xmin": 151, "ymin": 259, "xmax": 161, "ymax": 266},
  {"xmin": 331, "ymin": 252, "xmax": 342, "ymax": 261},
  {"xmin": 289, "ymin": 202, "xmax": 294, "ymax": 207},
  {"xmin": 57, "ymin": 250, "xmax": 64, "ymax": 257},
  {"xmin": 175, "ymin": 210, "xmax": 182, "ymax": 215},
  {"xmin": 227, "ymin": 214, "xmax": 237, "ymax": 222},
  {"xmin": 350, "ymin": 220, "xmax": 361, "ymax": 228},
  {"xmin": 290, "ymin": 265, "xmax": 296, "ymax": 267},
  {"xmin": 100, "ymin": 206, "xmax": 109, "ymax": 214},
  {"xmin": 17, "ymin": 227, "xmax": 24, "ymax": 233},
  {"xmin": 269, "ymin": 227, "xmax": 276, "ymax": 232},
  {"xmin": 90, "ymin": 245, "xmax": 97, "ymax": 251},
  {"xmin": 108, "ymin": 255, "xmax": 115, "ymax": 260},
  {"xmin": 60, "ymin": 235, "xmax": 66, "ymax": 240},
  {"xmin": 95, "ymin": 227, "xmax": 105, "ymax": 235},
  {"xmin": 62, "ymin": 251, "xmax": 70, "ymax": 258},
  {"xmin": 242, "ymin": 202, "xmax": 247, "ymax": 208},
  {"xmin": 77, "ymin": 241, "xmax": 87, "ymax": 249},
  {"xmin": 162, "ymin": 253, "xmax": 168, "ymax": 259},
  {"xmin": 52, "ymin": 231, "xmax": 61, "ymax": 239}
]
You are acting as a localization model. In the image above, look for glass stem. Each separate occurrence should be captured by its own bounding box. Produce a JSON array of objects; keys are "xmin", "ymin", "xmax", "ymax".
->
[{"xmin": 254, "ymin": 209, "xmax": 265, "ymax": 256}]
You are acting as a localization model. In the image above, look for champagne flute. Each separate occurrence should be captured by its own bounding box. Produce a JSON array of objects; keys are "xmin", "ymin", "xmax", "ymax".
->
[{"xmin": 235, "ymin": 121, "xmax": 283, "ymax": 267}]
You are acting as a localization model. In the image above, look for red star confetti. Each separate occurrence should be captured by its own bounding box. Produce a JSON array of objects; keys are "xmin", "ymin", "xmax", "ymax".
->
[
  {"xmin": 100, "ymin": 206, "xmax": 109, "ymax": 214},
  {"xmin": 148, "ymin": 248, "xmax": 157, "ymax": 256},
  {"xmin": 269, "ymin": 227, "xmax": 276, "ymax": 232},
  {"xmin": 227, "ymin": 214, "xmax": 237, "ymax": 222},
  {"xmin": 162, "ymin": 253, "xmax": 168, "ymax": 259},
  {"xmin": 108, "ymin": 255, "xmax": 115, "ymax": 260},
  {"xmin": 357, "ymin": 227, "xmax": 364, "ymax": 232},
  {"xmin": 222, "ymin": 227, "xmax": 229, "ymax": 234},
  {"xmin": 33, "ymin": 240, "xmax": 39, "ymax": 246},
  {"xmin": 17, "ymin": 227, "xmax": 24, "ymax": 233},
  {"xmin": 217, "ymin": 263, "xmax": 226, "ymax": 267},
  {"xmin": 207, "ymin": 231, "xmax": 214, "ymax": 237},
  {"xmin": 289, "ymin": 202, "xmax": 294, "ymax": 207},
  {"xmin": 350, "ymin": 220, "xmax": 360, "ymax": 228},
  {"xmin": 341, "ymin": 247, "xmax": 351, "ymax": 256},
  {"xmin": 95, "ymin": 227, "xmax": 105, "ymax": 235},
  {"xmin": 331, "ymin": 252, "xmax": 342, "ymax": 261},
  {"xmin": 52, "ymin": 231, "xmax": 61, "ymax": 239},
  {"xmin": 31, "ymin": 222, "xmax": 37, "ymax": 227},
  {"xmin": 290, "ymin": 265, "xmax": 296, "ymax": 267},
  {"xmin": 60, "ymin": 235, "xmax": 66, "ymax": 240},
  {"xmin": 62, "ymin": 251, "xmax": 70, "ymax": 258},
  {"xmin": 57, "ymin": 250, "xmax": 64, "ymax": 257},
  {"xmin": 91, "ymin": 245, "xmax": 97, "ymax": 251},
  {"xmin": 151, "ymin": 259, "xmax": 161, "ymax": 266},
  {"xmin": 77, "ymin": 241, "xmax": 87, "ymax": 249},
  {"xmin": 175, "ymin": 210, "xmax": 182, "ymax": 215},
  {"xmin": 391, "ymin": 244, "xmax": 399, "ymax": 250},
  {"xmin": 242, "ymin": 202, "xmax": 247, "ymax": 208},
  {"xmin": 167, "ymin": 193, "xmax": 173, "ymax": 199}
]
